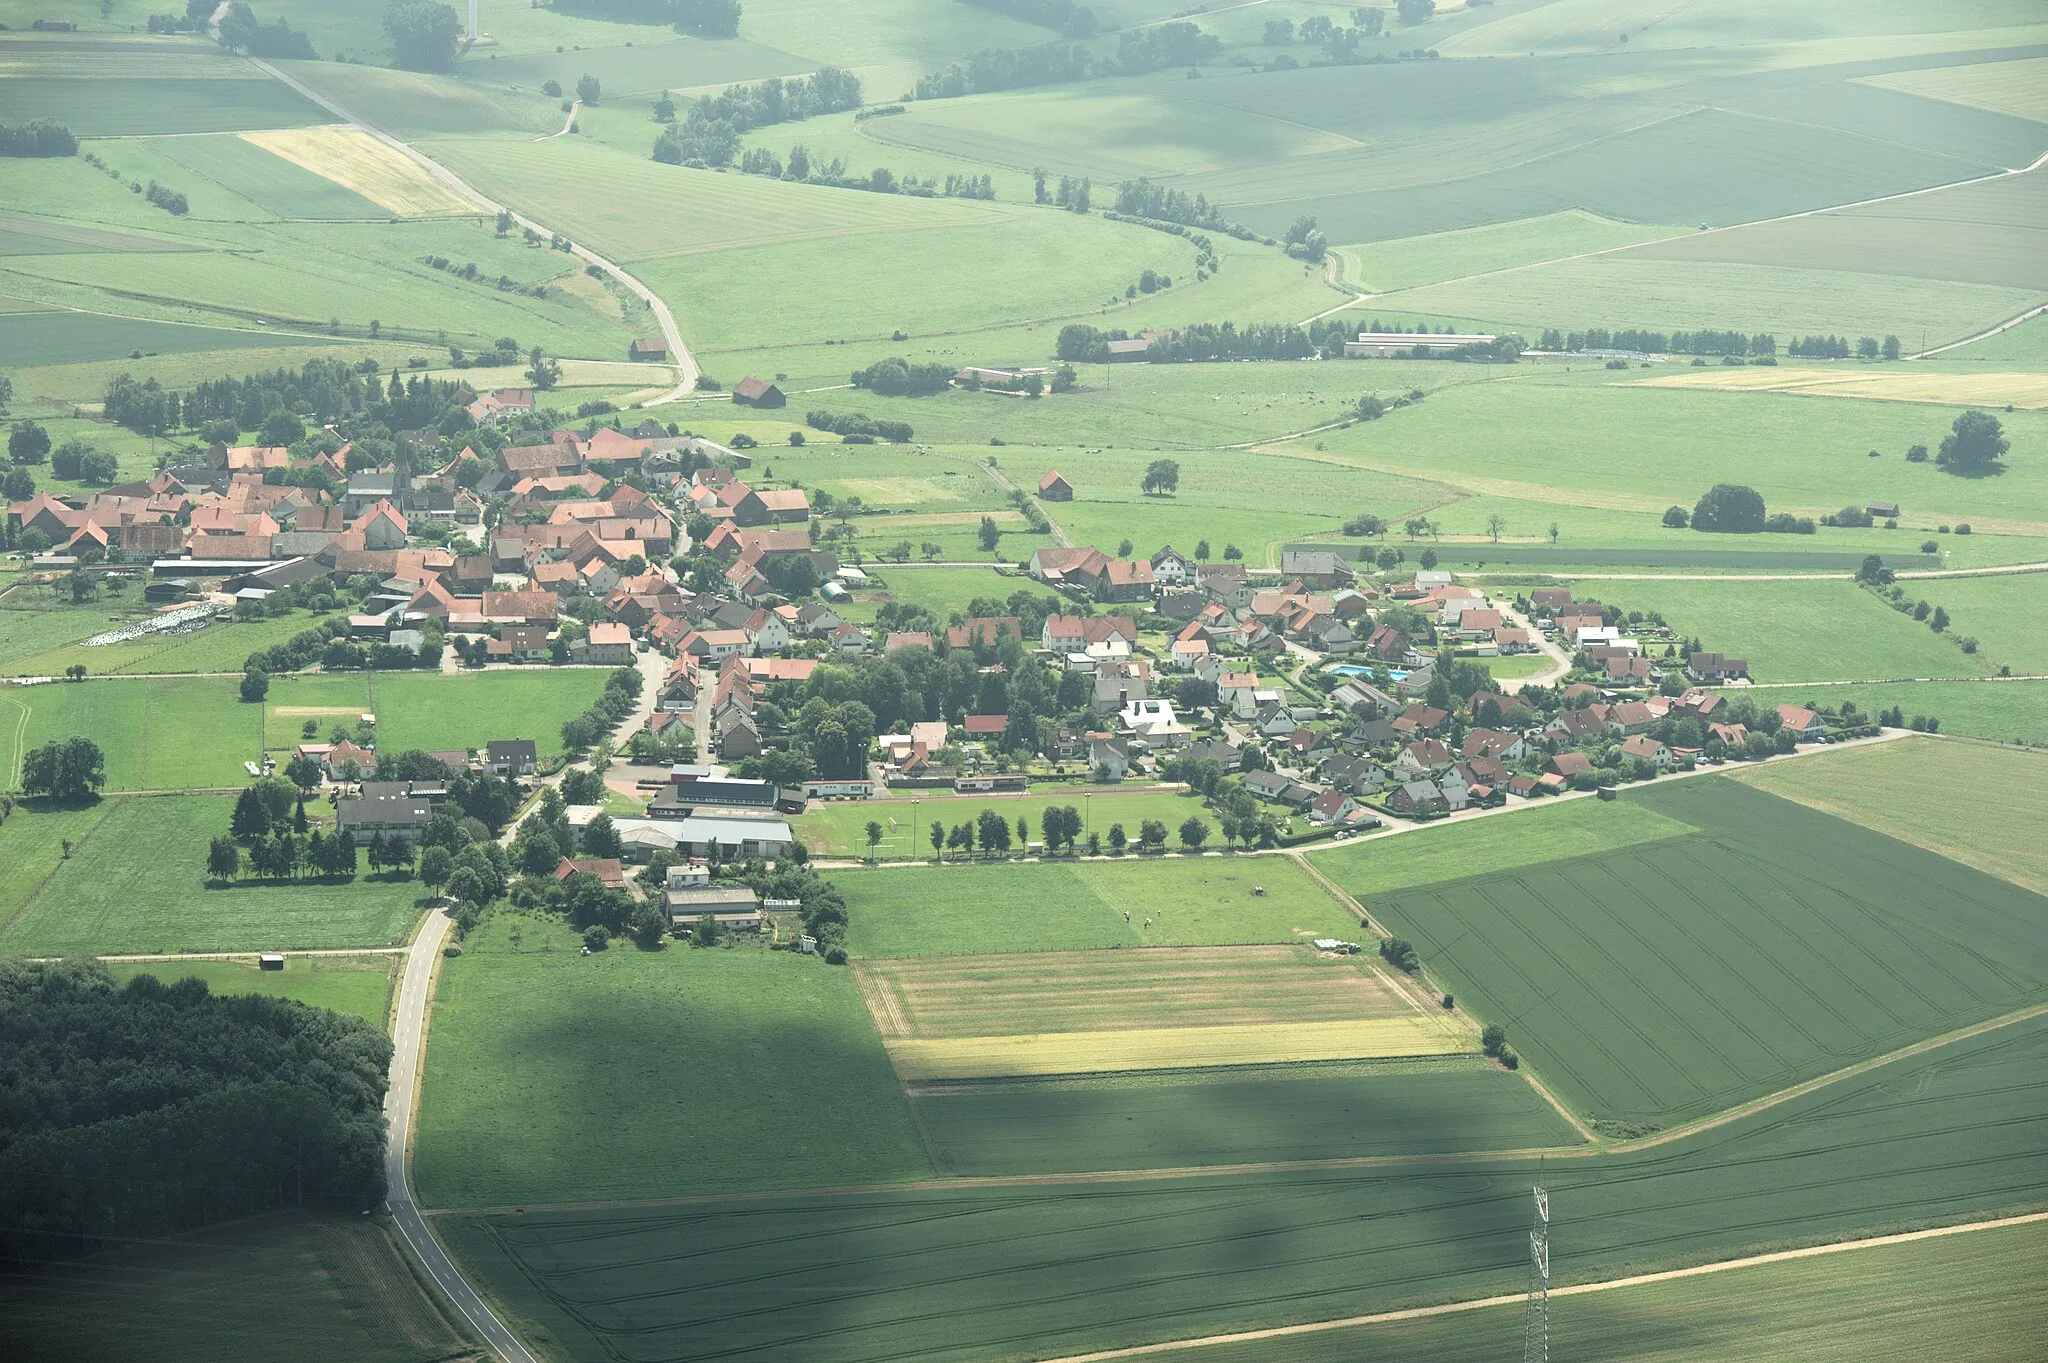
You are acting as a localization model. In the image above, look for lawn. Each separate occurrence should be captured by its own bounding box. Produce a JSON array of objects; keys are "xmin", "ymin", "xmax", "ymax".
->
[
  {"xmin": 412, "ymin": 914, "xmax": 932, "ymax": 1208},
  {"xmin": 1731, "ymin": 736, "xmax": 2048, "ymax": 895},
  {"xmin": 0, "ymin": 797, "xmax": 431, "ymax": 956},
  {"xmin": 911, "ymin": 1060, "xmax": 1582, "ymax": 1176},
  {"xmin": 1366, "ymin": 778, "xmax": 2048, "ymax": 1125},
  {"xmin": 839, "ymin": 854, "xmax": 1362, "ymax": 957},
  {"xmin": 797, "ymin": 785, "xmax": 1208, "ymax": 859},
  {"xmin": 0, "ymin": 1209, "xmax": 475, "ymax": 1363},
  {"xmin": 840, "ymin": 566, "xmax": 1036, "ymax": 623},
  {"xmin": 0, "ymin": 676, "xmax": 260, "ymax": 792},
  {"xmin": 105, "ymin": 954, "xmax": 397, "ymax": 1030},
  {"xmin": 437, "ymin": 1009, "xmax": 2048, "ymax": 1363},
  {"xmin": 1595, "ymin": 578, "xmax": 1994, "ymax": 682}
]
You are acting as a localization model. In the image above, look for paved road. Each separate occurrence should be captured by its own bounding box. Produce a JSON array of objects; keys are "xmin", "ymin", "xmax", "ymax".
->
[
  {"xmin": 384, "ymin": 906, "xmax": 539, "ymax": 1363},
  {"xmin": 248, "ymin": 56, "xmax": 697, "ymax": 404}
]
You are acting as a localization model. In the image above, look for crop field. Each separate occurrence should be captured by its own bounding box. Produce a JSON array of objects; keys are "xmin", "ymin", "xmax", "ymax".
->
[
  {"xmin": 0, "ymin": 676, "xmax": 259, "ymax": 792},
  {"xmin": 0, "ymin": 1208, "xmax": 475, "ymax": 1363},
  {"xmin": 1858, "ymin": 54, "xmax": 2048, "ymax": 122},
  {"xmin": 1732, "ymin": 737, "xmax": 2048, "ymax": 895},
  {"xmin": 797, "ymin": 786, "xmax": 1208, "ymax": 859},
  {"xmin": 105, "ymin": 954, "xmax": 398, "ymax": 1030},
  {"xmin": 1633, "ymin": 366, "xmax": 2048, "ymax": 411},
  {"xmin": 857, "ymin": 946, "xmax": 1414, "ymax": 1040},
  {"xmin": 153, "ymin": 132, "xmax": 389, "ymax": 220},
  {"xmin": 0, "ymin": 52, "xmax": 321, "ymax": 136},
  {"xmin": 1187, "ymin": 1215, "xmax": 2048, "ymax": 1363},
  {"xmin": 413, "ymin": 914, "xmax": 932, "ymax": 1208},
  {"xmin": 479, "ymin": 36, "xmax": 811, "ymax": 98},
  {"xmin": 240, "ymin": 126, "xmax": 480, "ymax": 217},
  {"xmin": 438, "ymin": 1009, "xmax": 2048, "ymax": 1363},
  {"xmin": 1727, "ymin": 678, "xmax": 2048, "ymax": 746},
  {"xmin": 1334, "ymin": 211, "xmax": 1690, "ymax": 295},
  {"xmin": 1596, "ymin": 578, "xmax": 1994, "ymax": 682},
  {"xmin": 0, "ymin": 796, "xmax": 430, "ymax": 957},
  {"xmin": 0, "ymin": 308, "xmax": 318, "ymax": 367},
  {"xmin": 911, "ymin": 1059, "xmax": 1583, "ymax": 1176},
  {"xmin": 0, "ymin": 214, "xmax": 200, "ymax": 254},
  {"xmin": 283, "ymin": 59, "xmax": 549, "ymax": 137},
  {"xmin": 839, "ymin": 854, "xmax": 1362, "ymax": 957},
  {"xmin": 1367, "ymin": 778, "xmax": 2048, "ymax": 1124}
]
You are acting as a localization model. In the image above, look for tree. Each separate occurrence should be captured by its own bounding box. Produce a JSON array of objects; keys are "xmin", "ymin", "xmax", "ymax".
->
[
  {"xmin": 1883, "ymin": 334, "xmax": 1901, "ymax": 360},
  {"xmin": 1935, "ymin": 410, "xmax": 2008, "ymax": 475},
  {"xmin": 977, "ymin": 807, "xmax": 1011, "ymax": 854},
  {"xmin": 1117, "ymin": 538, "xmax": 1134, "ymax": 558},
  {"xmin": 583, "ymin": 811, "xmax": 622, "ymax": 857},
  {"xmin": 1178, "ymin": 816, "xmax": 1209, "ymax": 850},
  {"xmin": 576, "ymin": 73, "xmax": 601, "ymax": 105},
  {"xmin": 1691, "ymin": 483, "xmax": 1766, "ymax": 533},
  {"xmin": 930, "ymin": 820, "xmax": 944, "ymax": 858},
  {"xmin": 1480, "ymin": 1023, "xmax": 1506, "ymax": 1056},
  {"xmin": 1484, "ymin": 513, "xmax": 1505, "ymax": 543},
  {"xmin": 526, "ymin": 347, "xmax": 562, "ymax": 391},
  {"xmin": 1223, "ymin": 543, "xmax": 1242, "ymax": 561},
  {"xmin": 1141, "ymin": 458, "xmax": 1181, "ymax": 495},
  {"xmin": 230, "ymin": 785, "xmax": 271, "ymax": 841},
  {"xmin": 1418, "ymin": 548, "xmax": 1438, "ymax": 570},
  {"xmin": 291, "ymin": 795, "xmax": 309, "ymax": 834},
  {"xmin": 239, "ymin": 667, "xmax": 270, "ymax": 703},
  {"xmin": 692, "ymin": 913, "xmax": 720, "ymax": 947},
  {"xmin": 418, "ymin": 844, "xmax": 453, "ymax": 893},
  {"xmin": 1107, "ymin": 822, "xmax": 1127, "ymax": 853},
  {"xmin": 1930, "ymin": 605, "xmax": 1949, "ymax": 633},
  {"xmin": 865, "ymin": 820, "xmax": 884, "ymax": 859},
  {"xmin": 1194, "ymin": 539, "xmax": 1210, "ymax": 560},
  {"xmin": 384, "ymin": 0, "xmax": 462, "ymax": 72},
  {"xmin": 1016, "ymin": 814, "xmax": 1029, "ymax": 848},
  {"xmin": 629, "ymin": 899, "xmax": 668, "ymax": 948},
  {"xmin": 2, "ymin": 467, "xmax": 31, "ymax": 501},
  {"xmin": 1138, "ymin": 819, "xmax": 1168, "ymax": 850},
  {"xmin": 1662, "ymin": 505, "xmax": 1689, "ymax": 528},
  {"xmin": 206, "ymin": 837, "xmax": 240, "ymax": 881},
  {"xmin": 21, "ymin": 737, "xmax": 104, "ymax": 802},
  {"xmin": 977, "ymin": 515, "xmax": 1001, "ymax": 553},
  {"xmin": 1855, "ymin": 554, "xmax": 1893, "ymax": 586},
  {"xmin": 1396, "ymin": 0, "xmax": 1435, "ymax": 21},
  {"xmin": 9, "ymin": 419, "xmax": 50, "ymax": 465}
]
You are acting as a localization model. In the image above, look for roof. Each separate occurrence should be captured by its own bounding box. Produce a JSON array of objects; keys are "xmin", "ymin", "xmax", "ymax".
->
[
  {"xmin": 962, "ymin": 714, "xmax": 1009, "ymax": 734},
  {"xmin": 1038, "ymin": 469, "xmax": 1071, "ymax": 492},
  {"xmin": 732, "ymin": 376, "xmax": 779, "ymax": 400}
]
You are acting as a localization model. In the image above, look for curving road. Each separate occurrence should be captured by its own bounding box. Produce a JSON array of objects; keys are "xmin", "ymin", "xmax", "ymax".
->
[{"xmin": 247, "ymin": 57, "xmax": 698, "ymax": 404}]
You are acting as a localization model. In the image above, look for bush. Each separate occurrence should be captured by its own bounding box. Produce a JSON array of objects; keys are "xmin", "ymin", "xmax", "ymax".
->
[
  {"xmin": 1661, "ymin": 505, "xmax": 1688, "ymax": 528},
  {"xmin": 1692, "ymin": 483, "xmax": 1766, "ymax": 533},
  {"xmin": 581, "ymin": 924, "xmax": 610, "ymax": 951},
  {"xmin": 1480, "ymin": 1023, "xmax": 1506, "ymax": 1056},
  {"xmin": 1377, "ymin": 937, "xmax": 1419, "ymax": 972}
]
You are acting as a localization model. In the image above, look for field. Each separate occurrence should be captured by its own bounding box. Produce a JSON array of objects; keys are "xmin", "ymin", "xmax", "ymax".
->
[
  {"xmin": 0, "ymin": 796, "xmax": 431, "ymax": 956},
  {"xmin": 1333, "ymin": 211, "xmax": 1690, "ymax": 294},
  {"xmin": 105, "ymin": 953, "xmax": 398, "ymax": 1029},
  {"xmin": 1185, "ymin": 1216, "xmax": 2048, "ymax": 1363},
  {"xmin": 839, "ymin": 855, "xmax": 1362, "ymax": 957},
  {"xmin": 1725, "ymin": 678, "xmax": 2048, "ymax": 745},
  {"xmin": 911, "ymin": 1060, "xmax": 1582, "ymax": 1176},
  {"xmin": 885, "ymin": 1016, "xmax": 1473, "ymax": 1080},
  {"xmin": 1901, "ymin": 568, "xmax": 2048, "ymax": 673},
  {"xmin": 154, "ymin": 133, "xmax": 389, "ymax": 220},
  {"xmin": 1731, "ymin": 737, "xmax": 2048, "ymax": 895},
  {"xmin": 412, "ymin": 914, "xmax": 932, "ymax": 1208},
  {"xmin": 0, "ymin": 676, "xmax": 261, "ymax": 792},
  {"xmin": 360, "ymin": 669, "xmax": 608, "ymax": 758},
  {"xmin": 1858, "ymin": 54, "xmax": 2048, "ymax": 122},
  {"xmin": 0, "ymin": 1209, "xmax": 476, "ymax": 1363},
  {"xmin": 796, "ymin": 785, "xmax": 1209, "ymax": 859},
  {"xmin": 0, "ymin": 309, "xmax": 324, "ymax": 367},
  {"xmin": 1361, "ymin": 778, "xmax": 2048, "ymax": 1125},
  {"xmin": 1632, "ymin": 366, "xmax": 2048, "ymax": 410},
  {"xmin": 437, "ymin": 1009, "xmax": 2048, "ymax": 1363},
  {"xmin": 241, "ymin": 126, "xmax": 480, "ymax": 217},
  {"xmin": 0, "ymin": 603, "xmax": 322, "ymax": 678}
]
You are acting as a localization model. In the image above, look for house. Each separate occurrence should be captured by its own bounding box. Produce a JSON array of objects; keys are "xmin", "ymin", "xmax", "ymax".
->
[
  {"xmin": 1285, "ymin": 727, "xmax": 1335, "ymax": 765},
  {"xmin": 1181, "ymin": 739, "xmax": 1243, "ymax": 772},
  {"xmin": 1101, "ymin": 558, "xmax": 1156, "ymax": 603},
  {"xmin": 1309, "ymin": 787, "xmax": 1356, "ymax": 825},
  {"xmin": 555, "ymin": 856, "xmax": 627, "ymax": 889},
  {"xmin": 1219, "ymin": 671, "xmax": 1261, "ymax": 717},
  {"xmin": 962, "ymin": 714, "xmax": 1009, "ymax": 740},
  {"xmin": 1708, "ymin": 722, "xmax": 1750, "ymax": 747},
  {"xmin": 1545, "ymin": 707, "xmax": 1609, "ymax": 745},
  {"xmin": 1042, "ymin": 614, "xmax": 1139, "ymax": 654},
  {"xmin": 1620, "ymin": 735, "xmax": 1672, "ymax": 767},
  {"xmin": 732, "ymin": 487, "xmax": 810, "ymax": 526},
  {"xmin": 1242, "ymin": 770, "xmax": 1316, "ymax": 809},
  {"xmin": 1394, "ymin": 739, "xmax": 1453, "ymax": 777},
  {"xmin": 1385, "ymin": 778, "xmax": 1456, "ymax": 816},
  {"xmin": 488, "ymin": 624, "xmax": 551, "ymax": 662},
  {"xmin": 885, "ymin": 630, "xmax": 933, "ymax": 654},
  {"xmin": 1038, "ymin": 470, "xmax": 1073, "ymax": 501},
  {"xmin": 629, "ymin": 337, "xmax": 668, "ymax": 362},
  {"xmin": 665, "ymin": 882, "xmax": 765, "ymax": 932},
  {"xmin": 1279, "ymin": 550, "xmax": 1354, "ymax": 590},
  {"xmin": 1120, "ymin": 697, "xmax": 1175, "ymax": 732},
  {"xmin": 1606, "ymin": 701, "xmax": 1659, "ymax": 735},
  {"xmin": 1090, "ymin": 737, "xmax": 1130, "ymax": 782},
  {"xmin": 1322, "ymin": 753, "xmax": 1386, "ymax": 796},
  {"xmin": 731, "ymin": 377, "xmax": 785, "ymax": 408},
  {"xmin": 1028, "ymin": 544, "xmax": 1110, "ymax": 589},
  {"xmin": 320, "ymin": 739, "xmax": 375, "ymax": 778},
  {"xmin": 1461, "ymin": 729, "xmax": 1526, "ymax": 762},
  {"xmin": 336, "ymin": 792, "xmax": 432, "ymax": 845},
  {"xmin": 716, "ymin": 708, "xmax": 762, "ymax": 758},
  {"xmin": 573, "ymin": 621, "xmax": 633, "ymax": 665},
  {"xmin": 1395, "ymin": 703, "xmax": 1449, "ymax": 735},
  {"xmin": 1363, "ymin": 624, "xmax": 1413, "ymax": 663},
  {"xmin": 1775, "ymin": 705, "xmax": 1828, "ymax": 740},
  {"xmin": 1149, "ymin": 544, "xmax": 1194, "ymax": 586},
  {"xmin": 482, "ymin": 739, "xmax": 538, "ymax": 776},
  {"xmin": 1255, "ymin": 700, "xmax": 1298, "ymax": 737},
  {"xmin": 1687, "ymin": 651, "xmax": 1750, "ymax": 684},
  {"xmin": 1330, "ymin": 678, "xmax": 1399, "ymax": 718},
  {"xmin": 1545, "ymin": 752, "xmax": 1593, "ymax": 781}
]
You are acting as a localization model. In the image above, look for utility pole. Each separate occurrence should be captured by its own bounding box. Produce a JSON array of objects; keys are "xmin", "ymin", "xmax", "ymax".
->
[{"xmin": 1525, "ymin": 1184, "xmax": 1549, "ymax": 1363}]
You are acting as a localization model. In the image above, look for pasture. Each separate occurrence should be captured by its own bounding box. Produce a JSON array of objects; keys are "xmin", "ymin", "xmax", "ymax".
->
[
  {"xmin": 438, "ymin": 1009, "xmax": 2048, "ymax": 1363},
  {"xmin": 0, "ymin": 796, "xmax": 430, "ymax": 957},
  {"xmin": 911, "ymin": 1060, "xmax": 1582, "ymax": 1176},
  {"xmin": 1366, "ymin": 778, "xmax": 2048, "ymax": 1125},
  {"xmin": 105, "ymin": 954, "xmax": 397, "ymax": 1030},
  {"xmin": 241, "ymin": 126, "xmax": 479, "ymax": 217},
  {"xmin": 838, "ymin": 854, "xmax": 1362, "ymax": 957},
  {"xmin": 0, "ymin": 676, "xmax": 259, "ymax": 792},
  {"xmin": 360, "ymin": 669, "xmax": 607, "ymax": 758},
  {"xmin": 844, "ymin": 566, "xmax": 1040, "ymax": 623},
  {"xmin": 0, "ymin": 1209, "xmax": 476, "ymax": 1363},
  {"xmin": 1, "ymin": 606, "xmax": 319, "ymax": 678},
  {"xmin": 0, "ymin": 309, "xmax": 317, "ymax": 368},
  {"xmin": 1732, "ymin": 737, "xmax": 2048, "ymax": 895},
  {"xmin": 412, "ymin": 914, "xmax": 931, "ymax": 1209}
]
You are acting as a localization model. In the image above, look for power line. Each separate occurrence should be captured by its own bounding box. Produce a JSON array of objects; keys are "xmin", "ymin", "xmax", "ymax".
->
[{"xmin": 1525, "ymin": 1183, "xmax": 1549, "ymax": 1363}]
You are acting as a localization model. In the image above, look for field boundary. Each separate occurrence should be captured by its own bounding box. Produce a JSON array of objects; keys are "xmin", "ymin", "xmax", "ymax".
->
[{"xmin": 1033, "ymin": 1209, "xmax": 2048, "ymax": 1362}]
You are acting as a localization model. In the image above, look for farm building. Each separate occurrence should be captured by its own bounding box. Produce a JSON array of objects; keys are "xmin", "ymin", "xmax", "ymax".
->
[
  {"xmin": 1105, "ymin": 337, "xmax": 1150, "ymax": 362},
  {"xmin": 731, "ymin": 377, "xmax": 786, "ymax": 408},
  {"xmin": 1344, "ymin": 331, "xmax": 1496, "ymax": 357},
  {"xmin": 1038, "ymin": 470, "xmax": 1074, "ymax": 501},
  {"xmin": 630, "ymin": 337, "xmax": 668, "ymax": 361}
]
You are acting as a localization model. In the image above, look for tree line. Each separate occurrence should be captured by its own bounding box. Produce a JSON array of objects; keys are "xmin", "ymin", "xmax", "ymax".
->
[
  {"xmin": 806, "ymin": 409, "xmax": 914, "ymax": 442},
  {"xmin": 0, "ymin": 119, "xmax": 76, "ymax": 158},
  {"xmin": 0, "ymin": 958, "xmax": 388, "ymax": 1268},
  {"xmin": 850, "ymin": 356, "xmax": 956, "ymax": 396},
  {"xmin": 552, "ymin": 0, "xmax": 740, "ymax": 37},
  {"xmin": 733, "ymin": 145, "xmax": 995, "ymax": 199},
  {"xmin": 1055, "ymin": 318, "xmax": 1524, "ymax": 365},
  {"xmin": 654, "ymin": 68, "xmax": 860, "ymax": 165}
]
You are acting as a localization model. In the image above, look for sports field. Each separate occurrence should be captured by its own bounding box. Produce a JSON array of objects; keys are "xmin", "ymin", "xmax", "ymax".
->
[
  {"xmin": 0, "ymin": 796, "xmax": 429, "ymax": 956},
  {"xmin": 1361, "ymin": 778, "xmax": 2048, "ymax": 1125},
  {"xmin": 104, "ymin": 953, "xmax": 397, "ymax": 1030},
  {"xmin": 438, "ymin": 1010, "xmax": 2048, "ymax": 1363}
]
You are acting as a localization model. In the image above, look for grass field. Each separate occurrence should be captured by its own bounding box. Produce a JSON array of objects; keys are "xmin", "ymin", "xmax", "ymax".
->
[
  {"xmin": 839, "ymin": 855, "xmax": 1362, "ymax": 957},
  {"xmin": 438, "ymin": 1008, "xmax": 2048, "ymax": 1363},
  {"xmin": 413, "ymin": 914, "xmax": 932, "ymax": 1208},
  {"xmin": 0, "ymin": 796, "xmax": 430, "ymax": 956},
  {"xmin": 0, "ymin": 1209, "xmax": 475, "ymax": 1363},
  {"xmin": 842, "ymin": 566, "xmax": 1035, "ymax": 623},
  {"xmin": 797, "ymin": 786, "xmax": 1209, "ymax": 859},
  {"xmin": 241, "ymin": 126, "xmax": 479, "ymax": 217},
  {"xmin": 0, "ymin": 309, "xmax": 322, "ymax": 367},
  {"xmin": 1724, "ymin": 679, "xmax": 2048, "ymax": 745},
  {"xmin": 1367, "ymin": 777, "xmax": 2048, "ymax": 1125},
  {"xmin": 1898, "ymin": 569, "xmax": 2048, "ymax": 674},
  {"xmin": 911, "ymin": 1059, "xmax": 1582, "ymax": 1176},
  {"xmin": 1731, "ymin": 737, "xmax": 2048, "ymax": 895},
  {"xmin": 0, "ymin": 676, "xmax": 260, "ymax": 792},
  {"xmin": 1335, "ymin": 212, "xmax": 1691, "ymax": 294},
  {"xmin": 0, "ymin": 604, "xmax": 320, "ymax": 678},
  {"xmin": 0, "ymin": 75, "xmax": 321, "ymax": 136},
  {"xmin": 105, "ymin": 954, "xmax": 398, "ymax": 1030},
  {"xmin": 361, "ymin": 669, "xmax": 607, "ymax": 758},
  {"xmin": 1632, "ymin": 366, "xmax": 2048, "ymax": 410},
  {"xmin": 1186, "ymin": 1216, "xmax": 2048, "ymax": 1363}
]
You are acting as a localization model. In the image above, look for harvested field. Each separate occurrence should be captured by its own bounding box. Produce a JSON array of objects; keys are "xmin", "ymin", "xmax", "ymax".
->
[
  {"xmin": 241, "ymin": 126, "xmax": 478, "ymax": 217},
  {"xmin": 1631, "ymin": 366, "xmax": 2048, "ymax": 410},
  {"xmin": 885, "ymin": 1016, "xmax": 1475, "ymax": 1081},
  {"xmin": 857, "ymin": 946, "xmax": 1414, "ymax": 1041},
  {"xmin": 270, "ymin": 705, "xmax": 365, "ymax": 717},
  {"xmin": 152, "ymin": 132, "xmax": 386, "ymax": 221},
  {"xmin": 1858, "ymin": 56, "xmax": 2048, "ymax": 123}
]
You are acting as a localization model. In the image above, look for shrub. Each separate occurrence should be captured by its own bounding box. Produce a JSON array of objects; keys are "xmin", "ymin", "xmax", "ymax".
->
[
  {"xmin": 1480, "ymin": 1023, "xmax": 1506, "ymax": 1056},
  {"xmin": 582, "ymin": 924, "xmax": 610, "ymax": 951},
  {"xmin": 1377, "ymin": 937, "xmax": 1419, "ymax": 972}
]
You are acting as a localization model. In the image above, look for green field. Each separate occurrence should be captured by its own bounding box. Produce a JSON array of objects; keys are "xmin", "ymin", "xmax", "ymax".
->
[
  {"xmin": 0, "ymin": 676, "xmax": 261, "ymax": 792},
  {"xmin": 0, "ymin": 76, "xmax": 321, "ymax": 136},
  {"xmin": 1901, "ymin": 569, "xmax": 2048, "ymax": 674},
  {"xmin": 1363, "ymin": 778, "xmax": 2048, "ymax": 1125},
  {"xmin": 413, "ymin": 914, "xmax": 932, "ymax": 1208},
  {"xmin": 0, "ymin": 1209, "xmax": 476, "ymax": 1363},
  {"xmin": 153, "ymin": 133, "xmax": 389, "ymax": 220},
  {"xmin": 439, "ymin": 1008, "xmax": 2048, "ymax": 1363},
  {"xmin": 105, "ymin": 954, "xmax": 398, "ymax": 1029},
  {"xmin": 1723, "ymin": 678, "xmax": 2048, "ymax": 745},
  {"xmin": 1732, "ymin": 737, "xmax": 2048, "ymax": 895},
  {"xmin": 0, "ymin": 605, "xmax": 325, "ymax": 678},
  {"xmin": 797, "ymin": 786, "xmax": 1208, "ymax": 859},
  {"xmin": 911, "ymin": 1060, "xmax": 1581, "ymax": 1176},
  {"xmin": 839, "ymin": 855, "xmax": 1361, "ymax": 956},
  {"xmin": 0, "ymin": 308, "xmax": 322, "ymax": 367},
  {"xmin": 1859, "ymin": 53, "xmax": 2048, "ymax": 123},
  {"xmin": 0, "ymin": 797, "xmax": 430, "ymax": 956},
  {"xmin": 250, "ymin": 669, "xmax": 605, "ymax": 761},
  {"xmin": 1335, "ymin": 211, "xmax": 1691, "ymax": 294},
  {"xmin": 1187, "ymin": 1216, "xmax": 2048, "ymax": 1363}
]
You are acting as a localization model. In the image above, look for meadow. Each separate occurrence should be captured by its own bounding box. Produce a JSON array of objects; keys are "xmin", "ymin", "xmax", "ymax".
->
[
  {"xmin": 0, "ymin": 604, "xmax": 322, "ymax": 678},
  {"xmin": 1732, "ymin": 737, "xmax": 2048, "ymax": 895},
  {"xmin": 911, "ymin": 1060, "xmax": 1582, "ymax": 1177},
  {"xmin": 797, "ymin": 785, "xmax": 1209, "ymax": 859},
  {"xmin": 1366, "ymin": 778, "xmax": 2048, "ymax": 1125},
  {"xmin": 439, "ymin": 1009, "xmax": 2048, "ymax": 1363},
  {"xmin": 253, "ymin": 668, "xmax": 606, "ymax": 761},
  {"xmin": 838, "ymin": 565, "xmax": 1031, "ymax": 623},
  {"xmin": 105, "ymin": 954, "xmax": 397, "ymax": 1029},
  {"xmin": 0, "ymin": 676, "xmax": 260, "ymax": 792},
  {"xmin": 412, "ymin": 914, "xmax": 932, "ymax": 1208},
  {"xmin": 0, "ymin": 1209, "xmax": 475, "ymax": 1363},
  {"xmin": 1725, "ymin": 678, "xmax": 2048, "ymax": 746},
  {"xmin": 0, "ymin": 796, "xmax": 431, "ymax": 956}
]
